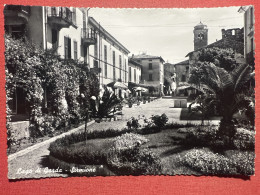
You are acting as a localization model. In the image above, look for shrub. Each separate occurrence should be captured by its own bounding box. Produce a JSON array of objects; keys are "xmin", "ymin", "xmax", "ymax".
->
[
  {"xmin": 225, "ymin": 150, "xmax": 255, "ymax": 175},
  {"xmin": 127, "ymin": 117, "xmax": 141, "ymax": 130},
  {"xmin": 112, "ymin": 133, "xmax": 148, "ymax": 150},
  {"xmin": 151, "ymin": 113, "xmax": 168, "ymax": 129},
  {"xmin": 233, "ymin": 128, "xmax": 255, "ymax": 150},
  {"xmin": 107, "ymin": 146, "xmax": 162, "ymax": 175},
  {"xmin": 182, "ymin": 126, "xmax": 218, "ymax": 147},
  {"xmin": 181, "ymin": 149, "xmax": 255, "ymax": 175},
  {"xmin": 181, "ymin": 149, "xmax": 237, "ymax": 175}
]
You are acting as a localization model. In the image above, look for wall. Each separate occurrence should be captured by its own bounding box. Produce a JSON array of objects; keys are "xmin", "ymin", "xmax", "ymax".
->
[
  {"xmin": 128, "ymin": 62, "xmax": 141, "ymax": 84},
  {"xmin": 88, "ymin": 23, "xmax": 129, "ymax": 87},
  {"xmin": 136, "ymin": 58, "xmax": 164, "ymax": 93},
  {"xmin": 27, "ymin": 6, "xmax": 44, "ymax": 48},
  {"xmin": 175, "ymin": 64, "xmax": 189, "ymax": 86},
  {"xmin": 46, "ymin": 7, "xmax": 86, "ymax": 62}
]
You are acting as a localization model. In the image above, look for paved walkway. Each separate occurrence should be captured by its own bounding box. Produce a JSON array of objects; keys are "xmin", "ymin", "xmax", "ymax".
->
[{"xmin": 8, "ymin": 97, "xmax": 220, "ymax": 179}]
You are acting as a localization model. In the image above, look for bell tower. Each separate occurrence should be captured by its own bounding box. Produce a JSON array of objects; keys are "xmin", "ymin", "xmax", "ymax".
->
[{"xmin": 194, "ymin": 21, "xmax": 208, "ymax": 50}]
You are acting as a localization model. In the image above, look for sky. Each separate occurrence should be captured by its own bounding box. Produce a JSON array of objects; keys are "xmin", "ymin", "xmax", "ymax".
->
[{"xmin": 89, "ymin": 7, "xmax": 244, "ymax": 64}]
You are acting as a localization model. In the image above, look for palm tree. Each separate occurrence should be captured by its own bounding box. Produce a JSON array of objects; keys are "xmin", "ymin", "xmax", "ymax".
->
[{"xmin": 197, "ymin": 62, "xmax": 252, "ymax": 145}]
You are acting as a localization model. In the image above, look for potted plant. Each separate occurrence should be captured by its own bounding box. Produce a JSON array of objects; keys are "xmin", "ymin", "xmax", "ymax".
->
[
  {"xmin": 148, "ymin": 96, "xmax": 151, "ymax": 103},
  {"xmin": 143, "ymin": 97, "xmax": 146, "ymax": 104},
  {"xmin": 128, "ymin": 98, "xmax": 133, "ymax": 108}
]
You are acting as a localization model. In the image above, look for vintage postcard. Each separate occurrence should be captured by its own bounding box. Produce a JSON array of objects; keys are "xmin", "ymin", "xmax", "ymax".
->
[{"xmin": 4, "ymin": 5, "xmax": 255, "ymax": 179}]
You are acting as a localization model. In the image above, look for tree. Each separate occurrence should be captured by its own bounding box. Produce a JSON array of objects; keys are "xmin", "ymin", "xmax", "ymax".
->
[
  {"xmin": 189, "ymin": 47, "xmax": 244, "ymax": 86},
  {"xmin": 189, "ymin": 94, "xmax": 216, "ymax": 125},
  {"xmin": 197, "ymin": 62, "xmax": 252, "ymax": 145}
]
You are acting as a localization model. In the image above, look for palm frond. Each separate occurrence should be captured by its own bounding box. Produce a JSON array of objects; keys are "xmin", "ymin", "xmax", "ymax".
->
[{"xmin": 234, "ymin": 65, "xmax": 252, "ymax": 93}]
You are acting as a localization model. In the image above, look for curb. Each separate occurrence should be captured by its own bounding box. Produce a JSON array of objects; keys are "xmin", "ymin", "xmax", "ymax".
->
[{"xmin": 8, "ymin": 120, "xmax": 95, "ymax": 161}]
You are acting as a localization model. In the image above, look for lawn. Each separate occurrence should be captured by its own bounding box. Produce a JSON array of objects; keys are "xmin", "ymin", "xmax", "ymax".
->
[{"xmin": 48, "ymin": 122, "xmax": 255, "ymax": 176}]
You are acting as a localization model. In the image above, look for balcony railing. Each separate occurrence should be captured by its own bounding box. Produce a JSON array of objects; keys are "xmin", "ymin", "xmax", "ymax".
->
[
  {"xmin": 4, "ymin": 5, "xmax": 30, "ymax": 24},
  {"xmin": 81, "ymin": 28, "xmax": 97, "ymax": 46},
  {"xmin": 47, "ymin": 7, "xmax": 75, "ymax": 29}
]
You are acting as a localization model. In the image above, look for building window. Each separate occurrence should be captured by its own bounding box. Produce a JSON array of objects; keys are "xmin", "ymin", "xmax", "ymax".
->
[
  {"xmin": 52, "ymin": 29, "xmax": 58, "ymax": 49},
  {"xmin": 149, "ymin": 63, "xmax": 152, "ymax": 70},
  {"xmin": 113, "ymin": 51, "xmax": 115, "ymax": 66},
  {"xmin": 181, "ymin": 75, "xmax": 186, "ymax": 82},
  {"xmin": 125, "ymin": 59, "xmax": 127, "ymax": 82},
  {"xmin": 94, "ymin": 43, "xmax": 98, "ymax": 57},
  {"xmin": 72, "ymin": 8, "xmax": 76, "ymax": 25},
  {"xmin": 149, "ymin": 74, "xmax": 153, "ymax": 81},
  {"xmin": 93, "ymin": 59, "xmax": 98, "ymax": 68},
  {"xmin": 74, "ymin": 41, "xmax": 77, "ymax": 60},
  {"xmin": 104, "ymin": 45, "xmax": 107, "ymax": 62},
  {"xmin": 113, "ymin": 66, "xmax": 116, "ymax": 80},
  {"xmin": 113, "ymin": 51, "xmax": 116, "ymax": 80},
  {"xmin": 104, "ymin": 45, "xmax": 107, "ymax": 78},
  {"xmin": 105, "ymin": 63, "xmax": 107, "ymax": 78},
  {"xmin": 119, "ymin": 55, "xmax": 122, "ymax": 80},
  {"xmin": 251, "ymin": 38, "xmax": 254, "ymax": 52},
  {"xmin": 83, "ymin": 12, "xmax": 86, "ymax": 29},
  {"xmin": 129, "ymin": 67, "xmax": 132, "ymax": 82},
  {"xmin": 250, "ymin": 7, "xmax": 254, "ymax": 27},
  {"xmin": 134, "ymin": 69, "xmax": 136, "ymax": 83},
  {"xmin": 64, "ymin": 36, "xmax": 71, "ymax": 59}
]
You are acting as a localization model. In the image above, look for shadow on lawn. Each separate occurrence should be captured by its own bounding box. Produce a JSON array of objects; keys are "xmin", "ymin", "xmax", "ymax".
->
[
  {"xmin": 161, "ymin": 145, "xmax": 193, "ymax": 157},
  {"xmin": 179, "ymin": 108, "xmax": 221, "ymax": 121}
]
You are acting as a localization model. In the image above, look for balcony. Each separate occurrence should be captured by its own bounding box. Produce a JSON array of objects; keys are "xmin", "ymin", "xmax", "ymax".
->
[
  {"xmin": 81, "ymin": 28, "xmax": 97, "ymax": 46},
  {"xmin": 47, "ymin": 7, "xmax": 76, "ymax": 29},
  {"xmin": 4, "ymin": 5, "xmax": 30, "ymax": 25}
]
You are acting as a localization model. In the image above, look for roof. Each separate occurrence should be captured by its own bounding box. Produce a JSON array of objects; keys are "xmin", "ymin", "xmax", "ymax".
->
[
  {"xmin": 128, "ymin": 58, "xmax": 142, "ymax": 68},
  {"xmin": 132, "ymin": 54, "xmax": 165, "ymax": 62},
  {"xmin": 174, "ymin": 60, "xmax": 189, "ymax": 66},
  {"xmin": 88, "ymin": 17, "xmax": 130, "ymax": 54},
  {"xmin": 194, "ymin": 21, "xmax": 207, "ymax": 29},
  {"xmin": 185, "ymin": 39, "xmax": 224, "ymax": 57}
]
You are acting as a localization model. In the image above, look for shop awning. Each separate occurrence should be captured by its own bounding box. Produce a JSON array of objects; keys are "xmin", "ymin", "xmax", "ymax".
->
[
  {"xmin": 107, "ymin": 82, "xmax": 128, "ymax": 89},
  {"xmin": 133, "ymin": 87, "xmax": 148, "ymax": 92}
]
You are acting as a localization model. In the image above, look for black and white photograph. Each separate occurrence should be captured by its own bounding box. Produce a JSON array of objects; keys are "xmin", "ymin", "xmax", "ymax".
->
[{"xmin": 4, "ymin": 5, "xmax": 255, "ymax": 179}]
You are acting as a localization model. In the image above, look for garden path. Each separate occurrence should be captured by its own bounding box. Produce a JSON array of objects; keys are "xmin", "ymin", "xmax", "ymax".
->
[{"xmin": 8, "ymin": 97, "xmax": 220, "ymax": 179}]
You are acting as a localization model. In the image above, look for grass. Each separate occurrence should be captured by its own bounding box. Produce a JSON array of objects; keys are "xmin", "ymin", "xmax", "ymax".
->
[
  {"xmin": 49, "ymin": 124, "xmax": 255, "ymax": 176},
  {"xmin": 140, "ymin": 128, "xmax": 200, "ymax": 175}
]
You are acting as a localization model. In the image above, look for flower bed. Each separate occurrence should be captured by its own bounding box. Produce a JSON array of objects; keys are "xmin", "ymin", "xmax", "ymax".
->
[
  {"xmin": 180, "ymin": 148, "xmax": 254, "ymax": 175},
  {"xmin": 49, "ymin": 131, "xmax": 161, "ymax": 176}
]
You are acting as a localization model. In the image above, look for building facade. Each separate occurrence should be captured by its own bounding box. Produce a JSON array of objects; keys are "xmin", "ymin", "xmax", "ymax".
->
[
  {"xmin": 4, "ymin": 5, "xmax": 97, "ymax": 115},
  {"xmin": 88, "ymin": 17, "xmax": 130, "ymax": 97},
  {"xmin": 173, "ymin": 60, "xmax": 190, "ymax": 96},
  {"xmin": 4, "ymin": 5, "xmax": 96, "ymax": 63},
  {"xmin": 128, "ymin": 59, "xmax": 142, "ymax": 84},
  {"xmin": 239, "ymin": 6, "xmax": 255, "ymax": 68},
  {"xmin": 131, "ymin": 54, "xmax": 164, "ymax": 95},
  {"xmin": 163, "ymin": 63, "xmax": 175, "ymax": 95}
]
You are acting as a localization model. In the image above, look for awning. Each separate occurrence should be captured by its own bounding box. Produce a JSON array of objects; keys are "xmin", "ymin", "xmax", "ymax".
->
[
  {"xmin": 133, "ymin": 87, "xmax": 148, "ymax": 92},
  {"xmin": 107, "ymin": 82, "xmax": 128, "ymax": 89},
  {"xmin": 177, "ymin": 85, "xmax": 192, "ymax": 90},
  {"xmin": 177, "ymin": 85, "xmax": 197, "ymax": 91}
]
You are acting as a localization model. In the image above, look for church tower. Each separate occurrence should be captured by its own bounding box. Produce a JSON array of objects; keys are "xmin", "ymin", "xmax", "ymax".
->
[{"xmin": 194, "ymin": 21, "xmax": 208, "ymax": 50}]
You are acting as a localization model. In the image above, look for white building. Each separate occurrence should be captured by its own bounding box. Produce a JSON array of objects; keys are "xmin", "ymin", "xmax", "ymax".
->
[{"xmin": 88, "ymin": 17, "xmax": 130, "ymax": 97}]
